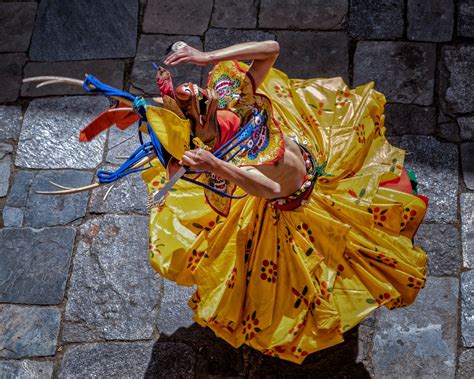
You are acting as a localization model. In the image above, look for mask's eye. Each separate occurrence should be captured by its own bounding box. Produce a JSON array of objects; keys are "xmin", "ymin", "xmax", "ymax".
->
[{"xmin": 254, "ymin": 116, "xmax": 261, "ymax": 126}]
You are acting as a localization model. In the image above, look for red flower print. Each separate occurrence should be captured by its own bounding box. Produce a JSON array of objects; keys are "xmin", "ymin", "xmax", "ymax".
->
[
  {"xmin": 242, "ymin": 311, "xmax": 261, "ymax": 340},
  {"xmin": 260, "ymin": 259, "xmax": 278, "ymax": 283}
]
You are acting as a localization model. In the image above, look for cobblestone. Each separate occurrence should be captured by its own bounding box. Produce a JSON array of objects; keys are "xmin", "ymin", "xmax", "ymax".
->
[
  {"xmin": 259, "ymin": 0, "xmax": 347, "ymax": 30},
  {"xmin": 22, "ymin": 60, "xmax": 125, "ymax": 97},
  {"xmin": 0, "ymin": 53, "xmax": 27, "ymax": 102},
  {"xmin": 59, "ymin": 342, "xmax": 154, "ymax": 378},
  {"xmin": 414, "ymin": 223, "xmax": 461, "ymax": 276},
  {"xmin": 0, "ymin": 305, "xmax": 61, "ymax": 358},
  {"xmin": 0, "ymin": 2, "xmax": 37, "ymax": 53},
  {"xmin": 461, "ymin": 193, "xmax": 473, "ymax": 268},
  {"xmin": 275, "ymin": 31, "xmax": 349, "ymax": 81},
  {"xmin": 398, "ymin": 136, "xmax": 458, "ymax": 223},
  {"xmin": 407, "ymin": 0, "xmax": 454, "ymax": 42},
  {"xmin": 461, "ymin": 143, "xmax": 474, "ymax": 190},
  {"xmin": 371, "ymin": 277, "xmax": 458, "ymax": 378},
  {"xmin": 354, "ymin": 42, "xmax": 436, "ymax": 105},
  {"xmin": 0, "ymin": 152, "xmax": 11, "ymax": 198},
  {"xmin": 458, "ymin": 116, "xmax": 474, "ymax": 141},
  {"xmin": 384, "ymin": 104, "xmax": 436, "ymax": 136},
  {"xmin": 349, "ymin": 0, "xmax": 404, "ymax": 39},
  {"xmin": 0, "ymin": 360, "xmax": 54, "ymax": 379},
  {"xmin": 5, "ymin": 170, "xmax": 93, "ymax": 227},
  {"xmin": 458, "ymin": 349, "xmax": 474, "ymax": 378},
  {"xmin": 211, "ymin": 0, "xmax": 258, "ymax": 29},
  {"xmin": 0, "ymin": 106, "xmax": 22, "ymax": 140},
  {"xmin": 458, "ymin": 0, "xmax": 474, "ymax": 38},
  {"xmin": 16, "ymin": 97, "xmax": 108, "ymax": 169},
  {"xmin": 461, "ymin": 270, "xmax": 474, "ymax": 347},
  {"xmin": 0, "ymin": 227, "xmax": 75, "ymax": 304},
  {"xmin": 144, "ymin": 342, "xmax": 196, "ymax": 378},
  {"xmin": 143, "ymin": 0, "xmax": 213, "ymax": 35},
  {"xmin": 30, "ymin": 0, "xmax": 137, "ymax": 61},
  {"xmin": 63, "ymin": 215, "xmax": 160, "ymax": 342}
]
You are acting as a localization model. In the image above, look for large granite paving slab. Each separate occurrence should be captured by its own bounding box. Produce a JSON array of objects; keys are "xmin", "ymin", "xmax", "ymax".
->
[
  {"xmin": 0, "ymin": 305, "xmax": 61, "ymax": 358},
  {"xmin": 143, "ymin": 0, "xmax": 213, "ymax": 35},
  {"xmin": 211, "ymin": 0, "xmax": 258, "ymax": 29},
  {"xmin": 458, "ymin": 0, "xmax": 474, "ymax": 38},
  {"xmin": 461, "ymin": 193, "xmax": 474, "ymax": 268},
  {"xmin": 0, "ymin": 2, "xmax": 37, "ymax": 53},
  {"xmin": 22, "ymin": 60, "xmax": 125, "ymax": 97},
  {"xmin": 0, "ymin": 106, "xmax": 22, "ymax": 140},
  {"xmin": 157, "ymin": 279, "xmax": 196, "ymax": 336},
  {"xmin": 205, "ymin": 29, "xmax": 275, "ymax": 52},
  {"xmin": 29, "ymin": 0, "xmax": 137, "ymax": 61},
  {"xmin": 259, "ymin": 0, "xmax": 347, "ymax": 30},
  {"xmin": 398, "ymin": 136, "xmax": 458, "ymax": 223},
  {"xmin": 63, "ymin": 215, "xmax": 161, "ymax": 342},
  {"xmin": 354, "ymin": 42, "xmax": 436, "ymax": 105},
  {"xmin": 458, "ymin": 349, "xmax": 474, "ymax": 378},
  {"xmin": 384, "ymin": 104, "xmax": 436, "ymax": 136},
  {"xmin": 371, "ymin": 277, "xmax": 458, "ymax": 378},
  {"xmin": 131, "ymin": 35, "xmax": 202, "ymax": 96},
  {"xmin": 0, "ymin": 53, "xmax": 27, "ymax": 102},
  {"xmin": 349, "ymin": 0, "xmax": 404, "ymax": 39},
  {"xmin": 441, "ymin": 45, "xmax": 474, "ymax": 114},
  {"xmin": 0, "ymin": 143, "xmax": 12, "ymax": 197},
  {"xmin": 407, "ymin": 0, "xmax": 454, "ymax": 42},
  {"xmin": 89, "ymin": 165, "xmax": 148, "ymax": 214},
  {"xmin": 414, "ymin": 223, "xmax": 461, "ymax": 276},
  {"xmin": 5, "ymin": 170, "xmax": 93, "ymax": 227},
  {"xmin": 458, "ymin": 115, "xmax": 474, "ymax": 141},
  {"xmin": 274, "ymin": 31, "xmax": 349, "ymax": 81},
  {"xmin": 16, "ymin": 97, "xmax": 108, "ymax": 169},
  {"xmin": 145, "ymin": 342, "xmax": 196, "ymax": 378},
  {"xmin": 0, "ymin": 360, "xmax": 54, "ymax": 379},
  {"xmin": 106, "ymin": 121, "xmax": 143, "ymax": 165},
  {"xmin": 59, "ymin": 342, "xmax": 154, "ymax": 379},
  {"xmin": 461, "ymin": 142, "xmax": 474, "ymax": 190},
  {"xmin": 0, "ymin": 227, "xmax": 75, "ymax": 304},
  {"xmin": 461, "ymin": 270, "xmax": 474, "ymax": 347}
]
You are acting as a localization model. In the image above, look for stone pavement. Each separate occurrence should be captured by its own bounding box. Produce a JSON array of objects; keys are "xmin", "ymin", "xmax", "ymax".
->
[{"xmin": 0, "ymin": 0, "xmax": 473, "ymax": 377}]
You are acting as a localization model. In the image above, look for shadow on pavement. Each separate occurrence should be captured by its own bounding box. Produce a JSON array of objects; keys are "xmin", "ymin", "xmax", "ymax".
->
[{"xmin": 145, "ymin": 323, "xmax": 370, "ymax": 378}]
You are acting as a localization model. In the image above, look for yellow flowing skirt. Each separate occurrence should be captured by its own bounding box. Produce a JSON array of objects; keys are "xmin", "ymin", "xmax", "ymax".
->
[{"xmin": 143, "ymin": 68, "xmax": 427, "ymax": 364}]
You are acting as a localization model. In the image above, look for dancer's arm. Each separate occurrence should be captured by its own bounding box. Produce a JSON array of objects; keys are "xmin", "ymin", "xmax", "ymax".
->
[
  {"xmin": 180, "ymin": 149, "xmax": 281, "ymax": 199},
  {"xmin": 164, "ymin": 41, "xmax": 280, "ymax": 88}
]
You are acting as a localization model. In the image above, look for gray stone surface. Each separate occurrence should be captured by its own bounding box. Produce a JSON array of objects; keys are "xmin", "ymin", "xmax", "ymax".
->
[
  {"xmin": 438, "ymin": 121, "xmax": 461, "ymax": 143},
  {"xmin": 63, "ymin": 215, "xmax": 161, "ymax": 342},
  {"xmin": 106, "ymin": 121, "xmax": 143, "ymax": 165},
  {"xmin": 461, "ymin": 143, "xmax": 474, "ymax": 190},
  {"xmin": 259, "ymin": 0, "xmax": 347, "ymax": 30},
  {"xmin": 29, "ymin": 0, "xmax": 137, "ymax": 61},
  {"xmin": 461, "ymin": 270, "xmax": 474, "ymax": 347},
  {"xmin": 157, "ymin": 279, "xmax": 196, "ymax": 336},
  {"xmin": 131, "ymin": 35, "xmax": 203, "ymax": 96},
  {"xmin": 0, "ymin": 360, "xmax": 54, "ymax": 379},
  {"xmin": 274, "ymin": 31, "xmax": 349, "ymax": 82},
  {"xmin": 16, "ymin": 97, "xmax": 108, "ymax": 169},
  {"xmin": 461, "ymin": 193, "xmax": 474, "ymax": 268},
  {"xmin": 0, "ymin": 227, "xmax": 75, "ymax": 304},
  {"xmin": 398, "ymin": 136, "xmax": 458, "ymax": 223},
  {"xmin": 0, "ymin": 142, "xmax": 13, "ymax": 159},
  {"xmin": 385, "ymin": 104, "xmax": 436, "ymax": 136},
  {"xmin": 0, "ymin": 154, "xmax": 11, "ymax": 197},
  {"xmin": 458, "ymin": 0, "xmax": 474, "ymax": 38},
  {"xmin": 5, "ymin": 170, "xmax": 93, "ymax": 227},
  {"xmin": 414, "ymin": 223, "xmax": 461, "ymax": 276},
  {"xmin": 441, "ymin": 45, "xmax": 474, "ymax": 114},
  {"xmin": 22, "ymin": 60, "xmax": 125, "ymax": 97},
  {"xmin": 459, "ymin": 116, "xmax": 474, "ymax": 141},
  {"xmin": 349, "ymin": 0, "xmax": 404, "ymax": 39},
  {"xmin": 145, "ymin": 342, "xmax": 196, "ymax": 378},
  {"xmin": 407, "ymin": 0, "xmax": 454, "ymax": 42},
  {"xmin": 0, "ymin": 106, "xmax": 22, "ymax": 140},
  {"xmin": 354, "ymin": 42, "xmax": 436, "ymax": 105},
  {"xmin": 59, "ymin": 342, "xmax": 154, "ymax": 379},
  {"xmin": 458, "ymin": 349, "xmax": 474, "ymax": 378},
  {"xmin": 0, "ymin": 2, "xmax": 37, "ymax": 53},
  {"xmin": 211, "ymin": 0, "xmax": 258, "ymax": 29},
  {"xmin": 89, "ymin": 165, "xmax": 148, "ymax": 214},
  {"xmin": 0, "ymin": 305, "xmax": 61, "ymax": 358},
  {"xmin": 371, "ymin": 277, "xmax": 458, "ymax": 378},
  {"xmin": 143, "ymin": 0, "xmax": 213, "ymax": 35},
  {"xmin": 3, "ymin": 207, "xmax": 24, "ymax": 228},
  {"xmin": 0, "ymin": 53, "xmax": 27, "ymax": 102}
]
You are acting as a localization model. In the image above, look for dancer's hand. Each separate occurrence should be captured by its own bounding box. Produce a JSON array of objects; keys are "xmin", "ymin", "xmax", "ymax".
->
[
  {"xmin": 164, "ymin": 45, "xmax": 210, "ymax": 66},
  {"xmin": 180, "ymin": 149, "xmax": 217, "ymax": 171}
]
